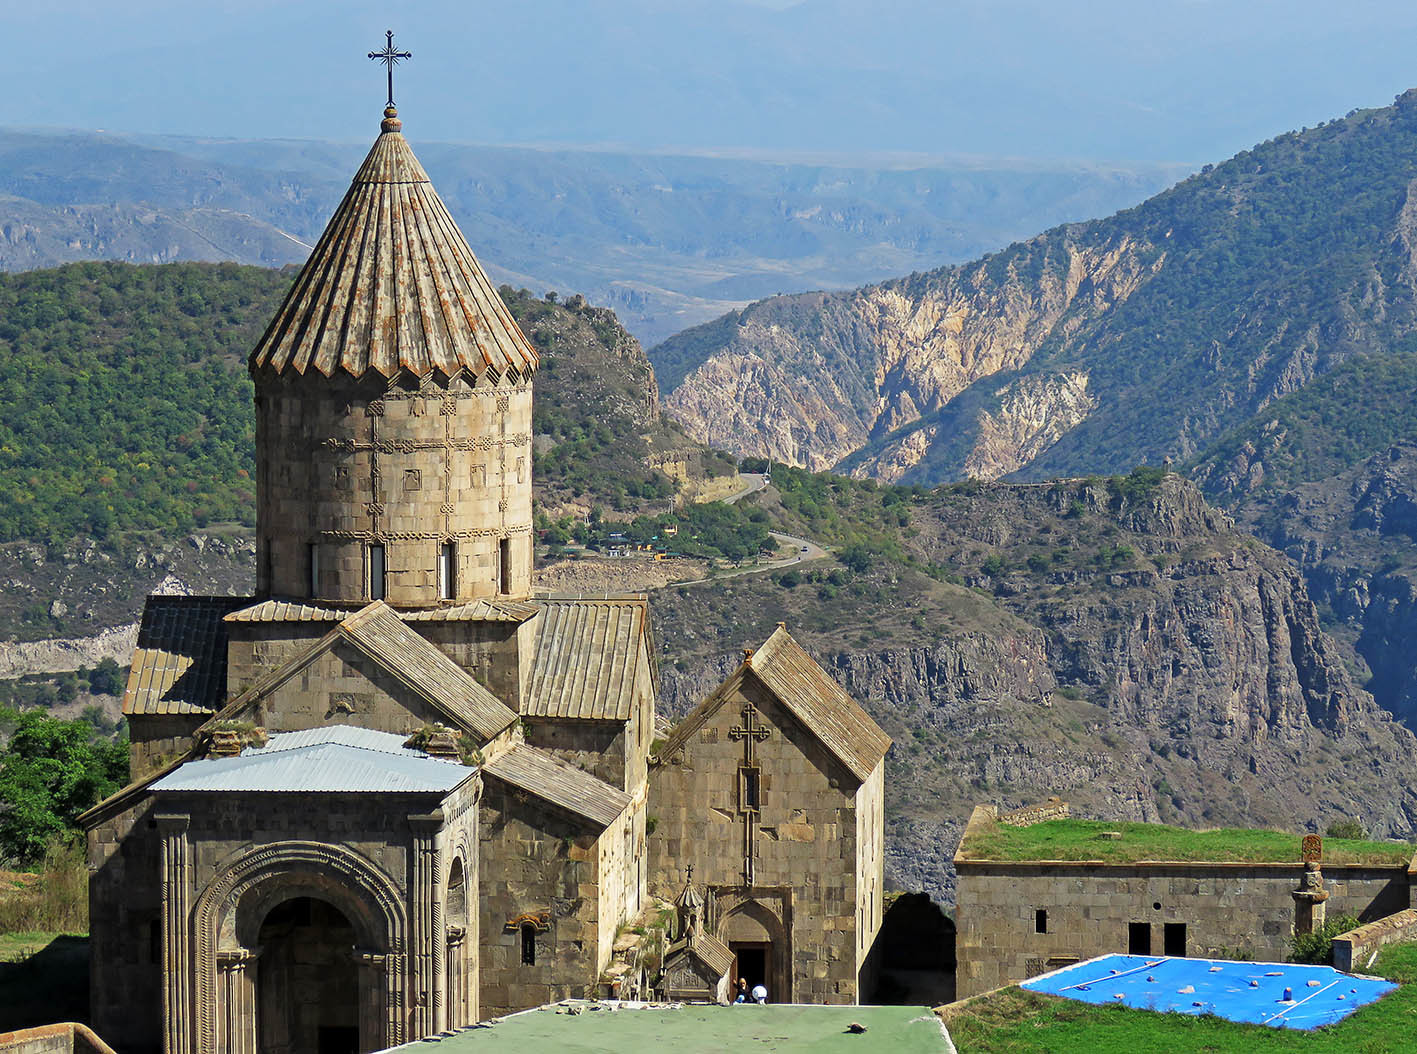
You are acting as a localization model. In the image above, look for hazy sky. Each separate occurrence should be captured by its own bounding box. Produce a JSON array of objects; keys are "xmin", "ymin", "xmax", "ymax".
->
[{"xmin": 7, "ymin": 0, "xmax": 1417, "ymax": 164}]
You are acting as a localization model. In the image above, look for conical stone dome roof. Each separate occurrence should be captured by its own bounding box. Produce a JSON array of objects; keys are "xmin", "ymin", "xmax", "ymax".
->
[{"xmin": 249, "ymin": 107, "xmax": 537, "ymax": 380}]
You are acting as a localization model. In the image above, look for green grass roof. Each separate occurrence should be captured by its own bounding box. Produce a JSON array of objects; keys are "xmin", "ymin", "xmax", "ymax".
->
[
  {"xmin": 958, "ymin": 818, "xmax": 1414, "ymax": 866},
  {"xmin": 388, "ymin": 1004, "xmax": 949, "ymax": 1053}
]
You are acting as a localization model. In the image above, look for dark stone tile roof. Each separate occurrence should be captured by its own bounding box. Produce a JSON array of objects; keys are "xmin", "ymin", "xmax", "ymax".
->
[{"xmin": 122, "ymin": 595, "xmax": 250, "ymax": 717}]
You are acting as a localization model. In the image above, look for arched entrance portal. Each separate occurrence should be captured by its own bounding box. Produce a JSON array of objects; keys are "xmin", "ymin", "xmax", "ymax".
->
[
  {"xmin": 721, "ymin": 900, "xmax": 789, "ymax": 1003},
  {"xmin": 257, "ymin": 896, "xmax": 359, "ymax": 1054}
]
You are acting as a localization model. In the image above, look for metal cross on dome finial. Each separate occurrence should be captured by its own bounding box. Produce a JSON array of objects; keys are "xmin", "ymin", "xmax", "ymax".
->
[{"xmin": 368, "ymin": 30, "xmax": 412, "ymax": 108}]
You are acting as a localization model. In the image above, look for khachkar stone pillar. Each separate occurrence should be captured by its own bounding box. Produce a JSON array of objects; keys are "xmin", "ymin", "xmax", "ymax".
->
[
  {"xmin": 1293, "ymin": 834, "xmax": 1330, "ymax": 935},
  {"xmin": 156, "ymin": 813, "xmax": 192, "ymax": 1054},
  {"xmin": 249, "ymin": 102, "xmax": 538, "ymax": 607}
]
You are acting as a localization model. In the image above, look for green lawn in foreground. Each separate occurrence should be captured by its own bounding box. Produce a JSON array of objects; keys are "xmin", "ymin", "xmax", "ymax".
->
[
  {"xmin": 0, "ymin": 932, "xmax": 88, "ymax": 1030},
  {"xmin": 942, "ymin": 943, "xmax": 1417, "ymax": 1053},
  {"xmin": 960, "ymin": 820, "xmax": 1414, "ymax": 866}
]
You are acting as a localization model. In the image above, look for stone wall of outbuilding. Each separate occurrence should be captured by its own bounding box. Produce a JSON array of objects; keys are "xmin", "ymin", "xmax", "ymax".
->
[
  {"xmin": 476, "ymin": 775, "xmax": 606, "ymax": 1017},
  {"xmin": 955, "ymin": 858, "xmax": 1413, "ymax": 998}
]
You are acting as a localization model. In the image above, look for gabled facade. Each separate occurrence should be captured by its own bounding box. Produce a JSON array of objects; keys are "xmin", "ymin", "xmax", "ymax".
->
[{"xmin": 649, "ymin": 626, "xmax": 891, "ymax": 1004}]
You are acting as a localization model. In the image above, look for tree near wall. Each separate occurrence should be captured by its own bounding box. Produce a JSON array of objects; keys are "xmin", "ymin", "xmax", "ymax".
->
[{"xmin": 0, "ymin": 711, "xmax": 128, "ymax": 863}]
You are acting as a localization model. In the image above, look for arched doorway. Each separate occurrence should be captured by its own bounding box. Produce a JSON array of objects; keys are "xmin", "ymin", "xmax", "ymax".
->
[
  {"xmin": 721, "ymin": 900, "xmax": 788, "ymax": 1003},
  {"xmin": 257, "ymin": 896, "xmax": 358, "ymax": 1054}
]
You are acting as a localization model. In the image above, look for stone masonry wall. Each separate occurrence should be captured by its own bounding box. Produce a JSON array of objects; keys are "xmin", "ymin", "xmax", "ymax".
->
[
  {"xmin": 596, "ymin": 803, "xmax": 644, "ymax": 973},
  {"xmin": 955, "ymin": 860, "xmax": 1412, "ymax": 998},
  {"xmin": 477, "ymin": 776, "xmax": 603, "ymax": 1017},
  {"xmin": 649, "ymin": 672, "xmax": 864, "ymax": 1003},
  {"xmin": 128, "ymin": 714, "xmax": 205, "ymax": 781},
  {"xmin": 524, "ymin": 721, "xmax": 628, "ymax": 789},
  {"xmin": 87, "ymin": 797, "xmax": 163, "ymax": 1054},
  {"xmin": 854, "ymin": 762, "xmax": 885, "ymax": 989},
  {"xmin": 254, "ymin": 370, "xmax": 533, "ymax": 605},
  {"xmin": 245, "ymin": 640, "xmax": 459, "ymax": 736}
]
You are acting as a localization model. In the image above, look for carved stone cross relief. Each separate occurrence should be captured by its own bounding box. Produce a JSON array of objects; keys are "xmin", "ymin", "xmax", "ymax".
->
[{"xmin": 728, "ymin": 702, "xmax": 771, "ymax": 883}]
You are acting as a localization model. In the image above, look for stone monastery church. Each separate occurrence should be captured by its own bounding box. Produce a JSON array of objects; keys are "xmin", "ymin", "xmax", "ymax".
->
[{"xmin": 81, "ymin": 99, "xmax": 891, "ymax": 1054}]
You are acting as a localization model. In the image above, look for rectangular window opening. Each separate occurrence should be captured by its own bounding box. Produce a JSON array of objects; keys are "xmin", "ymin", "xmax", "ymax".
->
[
  {"xmin": 369, "ymin": 543, "xmax": 386, "ymax": 601},
  {"xmin": 1164, "ymin": 922, "xmax": 1187, "ymax": 957},
  {"xmin": 1128, "ymin": 922, "xmax": 1151, "ymax": 956},
  {"xmin": 521, "ymin": 924, "xmax": 536, "ymax": 966},
  {"xmin": 498, "ymin": 538, "xmax": 512, "ymax": 595},
  {"xmin": 740, "ymin": 766, "xmax": 761, "ymax": 812},
  {"xmin": 439, "ymin": 541, "xmax": 455, "ymax": 600},
  {"xmin": 308, "ymin": 542, "xmax": 320, "ymax": 599},
  {"xmin": 1035, "ymin": 909, "xmax": 1048, "ymax": 934}
]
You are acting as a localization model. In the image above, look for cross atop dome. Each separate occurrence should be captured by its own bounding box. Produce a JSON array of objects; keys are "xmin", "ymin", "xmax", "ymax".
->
[{"xmin": 368, "ymin": 29, "xmax": 412, "ymax": 109}]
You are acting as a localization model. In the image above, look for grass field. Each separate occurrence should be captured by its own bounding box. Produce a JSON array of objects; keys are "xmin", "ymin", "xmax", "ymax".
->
[
  {"xmin": 960, "ymin": 819, "xmax": 1415, "ymax": 866},
  {"xmin": 941, "ymin": 943, "xmax": 1417, "ymax": 1052}
]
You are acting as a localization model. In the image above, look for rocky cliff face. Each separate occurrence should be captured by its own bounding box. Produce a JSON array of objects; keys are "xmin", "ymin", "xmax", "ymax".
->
[
  {"xmin": 1230, "ymin": 442, "xmax": 1417, "ymax": 729},
  {"xmin": 653, "ymin": 92, "xmax": 1417, "ymax": 487},
  {"xmin": 653, "ymin": 474, "xmax": 1417, "ymax": 904},
  {"xmin": 661, "ymin": 231, "xmax": 1157, "ymax": 475}
]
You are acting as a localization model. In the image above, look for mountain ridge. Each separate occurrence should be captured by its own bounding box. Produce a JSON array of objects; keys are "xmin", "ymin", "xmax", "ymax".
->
[{"xmin": 653, "ymin": 91, "xmax": 1417, "ymax": 484}]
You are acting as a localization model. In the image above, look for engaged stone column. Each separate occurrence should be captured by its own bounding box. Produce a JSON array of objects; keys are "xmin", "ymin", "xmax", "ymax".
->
[
  {"xmin": 215, "ymin": 949, "xmax": 258, "ymax": 1054},
  {"xmin": 157, "ymin": 813, "xmax": 192, "ymax": 1054},
  {"xmin": 409, "ymin": 812, "xmax": 445, "ymax": 1038}
]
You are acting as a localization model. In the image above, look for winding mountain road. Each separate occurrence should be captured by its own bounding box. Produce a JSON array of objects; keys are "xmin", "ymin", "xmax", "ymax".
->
[{"xmin": 677, "ymin": 473, "xmax": 829, "ymax": 584}]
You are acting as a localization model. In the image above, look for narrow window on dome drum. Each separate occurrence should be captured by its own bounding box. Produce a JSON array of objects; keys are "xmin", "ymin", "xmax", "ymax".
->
[
  {"xmin": 498, "ymin": 538, "xmax": 511, "ymax": 595},
  {"xmin": 308, "ymin": 542, "xmax": 319, "ymax": 598},
  {"xmin": 369, "ymin": 544, "xmax": 386, "ymax": 600},
  {"xmin": 439, "ymin": 541, "xmax": 455, "ymax": 600}
]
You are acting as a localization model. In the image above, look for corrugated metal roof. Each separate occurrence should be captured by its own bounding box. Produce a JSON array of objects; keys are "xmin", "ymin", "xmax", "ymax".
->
[
  {"xmin": 248, "ymin": 108, "xmax": 537, "ymax": 382},
  {"xmin": 214, "ymin": 601, "xmax": 518, "ymax": 742},
  {"xmin": 123, "ymin": 596, "xmax": 250, "ymax": 717},
  {"xmin": 526, "ymin": 597, "xmax": 648, "ymax": 721},
  {"xmin": 151, "ymin": 726, "xmax": 473, "ymax": 794},
  {"xmin": 658, "ymin": 627, "xmax": 891, "ymax": 785},
  {"xmin": 483, "ymin": 743, "xmax": 629, "ymax": 828},
  {"xmin": 225, "ymin": 597, "xmax": 538, "ymax": 624}
]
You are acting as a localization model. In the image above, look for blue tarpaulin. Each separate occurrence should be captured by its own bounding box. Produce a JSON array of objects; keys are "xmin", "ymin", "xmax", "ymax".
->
[{"xmin": 1021, "ymin": 953, "xmax": 1396, "ymax": 1030}]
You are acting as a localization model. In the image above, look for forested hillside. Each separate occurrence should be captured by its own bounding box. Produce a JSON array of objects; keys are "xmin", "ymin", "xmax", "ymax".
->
[{"xmin": 653, "ymin": 90, "xmax": 1417, "ymax": 487}]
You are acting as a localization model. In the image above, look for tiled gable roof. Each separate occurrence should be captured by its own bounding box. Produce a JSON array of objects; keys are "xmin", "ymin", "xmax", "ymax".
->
[
  {"xmin": 483, "ymin": 743, "xmax": 630, "ymax": 829},
  {"xmin": 208, "ymin": 601, "xmax": 518, "ymax": 742},
  {"xmin": 123, "ymin": 596, "xmax": 249, "ymax": 717},
  {"xmin": 526, "ymin": 595, "xmax": 652, "ymax": 721},
  {"xmin": 657, "ymin": 627, "xmax": 890, "ymax": 784}
]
